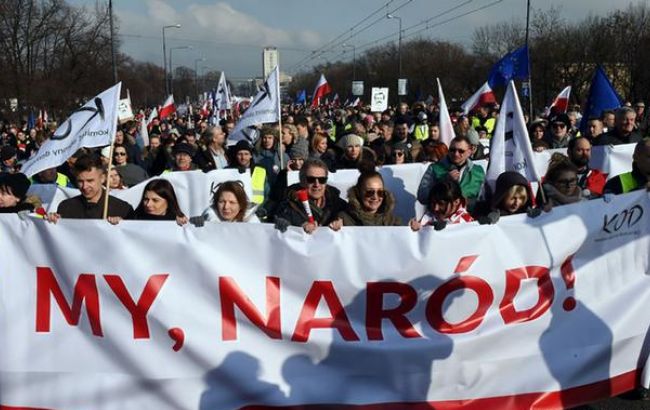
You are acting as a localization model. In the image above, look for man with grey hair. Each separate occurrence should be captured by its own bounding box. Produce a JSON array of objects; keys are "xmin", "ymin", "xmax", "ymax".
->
[
  {"xmin": 273, "ymin": 158, "xmax": 347, "ymax": 234},
  {"xmin": 594, "ymin": 106, "xmax": 643, "ymax": 146}
]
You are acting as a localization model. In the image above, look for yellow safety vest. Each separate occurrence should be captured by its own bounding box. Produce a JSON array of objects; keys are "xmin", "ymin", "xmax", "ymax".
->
[
  {"xmin": 620, "ymin": 172, "xmax": 640, "ymax": 193},
  {"xmin": 251, "ymin": 166, "xmax": 267, "ymax": 205},
  {"xmin": 30, "ymin": 172, "xmax": 70, "ymax": 188},
  {"xmin": 413, "ymin": 124, "xmax": 429, "ymax": 141},
  {"xmin": 56, "ymin": 173, "xmax": 70, "ymax": 188},
  {"xmin": 471, "ymin": 117, "xmax": 496, "ymax": 138}
]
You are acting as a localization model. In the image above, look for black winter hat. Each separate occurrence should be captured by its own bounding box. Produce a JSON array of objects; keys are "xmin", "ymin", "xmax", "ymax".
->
[
  {"xmin": 231, "ymin": 140, "xmax": 254, "ymax": 155},
  {"xmin": 0, "ymin": 172, "xmax": 31, "ymax": 200},
  {"xmin": 172, "ymin": 142, "xmax": 195, "ymax": 157},
  {"xmin": 1, "ymin": 145, "xmax": 17, "ymax": 161}
]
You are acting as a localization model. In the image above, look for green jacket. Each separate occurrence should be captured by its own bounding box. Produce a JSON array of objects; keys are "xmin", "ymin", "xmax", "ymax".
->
[{"xmin": 417, "ymin": 157, "xmax": 485, "ymax": 204}]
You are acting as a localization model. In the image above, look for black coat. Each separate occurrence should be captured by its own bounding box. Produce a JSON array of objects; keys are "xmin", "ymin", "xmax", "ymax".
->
[{"xmin": 275, "ymin": 183, "xmax": 347, "ymax": 227}]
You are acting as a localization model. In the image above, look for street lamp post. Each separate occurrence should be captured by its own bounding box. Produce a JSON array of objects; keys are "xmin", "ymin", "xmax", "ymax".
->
[
  {"xmin": 194, "ymin": 57, "xmax": 205, "ymax": 100},
  {"xmin": 162, "ymin": 24, "xmax": 181, "ymax": 96},
  {"xmin": 169, "ymin": 45, "xmax": 192, "ymax": 96},
  {"xmin": 387, "ymin": 14, "xmax": 402, "ymax": 78},
  {"xmin": 108, "ymin": 0, "xmax": 117, "ymax": 83},
  {"xmin": 387, "ymin": 14, "xmax": 403, "ymax": 102}
]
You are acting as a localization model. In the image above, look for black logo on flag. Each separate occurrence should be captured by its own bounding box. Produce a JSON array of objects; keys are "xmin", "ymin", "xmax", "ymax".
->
[
  {"xmin": 51, "ymin": 98, "xmax": 106, "ymax": 141},
  {"xmin": 250, "ymin": 80, "xmax": 271, "ymax": 109}
]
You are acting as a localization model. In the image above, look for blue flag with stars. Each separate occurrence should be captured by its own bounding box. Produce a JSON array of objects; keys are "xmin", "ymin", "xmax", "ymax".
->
[
  {"xmin": 295, "ymin": 89, "xmax": 306, "ymax": 105},
  {"xmin": 579, "ymin": 65, "xmax": 621, "ymax": 131},
  {"xmin": 488, "ymin": 45, "xmax": 529, "ymax": 88}
]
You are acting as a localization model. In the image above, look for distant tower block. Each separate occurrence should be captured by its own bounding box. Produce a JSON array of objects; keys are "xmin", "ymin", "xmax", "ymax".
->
[{"xmin": 263, "ymin": 47, "xmax": 279, "ymax": 78}]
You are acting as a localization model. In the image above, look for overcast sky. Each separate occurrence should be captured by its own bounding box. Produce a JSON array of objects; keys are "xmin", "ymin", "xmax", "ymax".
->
[{"xmin": 78, "ymin": 0, "xmax": 648, "ymax": 80}]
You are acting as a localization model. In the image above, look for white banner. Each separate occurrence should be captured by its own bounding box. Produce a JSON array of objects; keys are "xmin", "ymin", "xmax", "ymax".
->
[
  {"xmin": 28, "ymin": 169, "xmax": 253, "ymax": 216},
  {"xmin": 1, "ymin": 192, "xmax": 649, "ymax": 409},
  {"xmin": 288, "ymin": 144, "xmax": 634, "ymax": 221},
  {"xmin": 22, "ymin": 83, "xmax": 122, "ymax": 177},
  {"xmin": 27, "ymin": 144, "xmax": 634, "ymax": 220}
]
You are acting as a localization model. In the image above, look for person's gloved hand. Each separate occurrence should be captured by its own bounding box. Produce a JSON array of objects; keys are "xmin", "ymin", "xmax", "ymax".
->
[
  {"xmin": 527, "ymin": 207, "xmax": 542, "ymax": 218},
  {"xmin": 255, "ymin": 207, "xmax": 268, "ymax": 221},
  {"xmin": 274, "ymin": 217, "xmax": 290, "ymax": 233},
  {"xmin": 189, "ymin": 215, "xmax": 205, "ymax": 227},
  {"xmin": 478, "ymin": 211, "xmax": 500, "ymax": 225},
  {"xmin": 432, "ymin": 220, "xmax": 447, "ymax": 231}
]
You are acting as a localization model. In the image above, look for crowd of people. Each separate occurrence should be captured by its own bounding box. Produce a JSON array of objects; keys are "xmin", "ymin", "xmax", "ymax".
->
[{"xmin": 0, "ymin": 99, "xmax": 648, "ymax": 235}]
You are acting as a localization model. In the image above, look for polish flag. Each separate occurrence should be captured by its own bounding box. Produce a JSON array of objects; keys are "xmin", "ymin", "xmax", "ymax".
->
[
  {"xmin": 311, "ymin": 74, "xmax": 332, "ymax": 108},
  {"xmin": 437, "ymin": 78, "xmax": 456, "ymax": 147},
  {"xmin": 461, "ymin": 82, "xmax": 496, "ymax": 115},
  {"xmin": 332, "ymin": 93, "xmax": 340, "ymax": 107},
  {"xmin": 158, "ymin": 95, "xmax": 176, "ymax": 120},
  {"xmin": 548, "ymin": 86, "xmax": 572, "ymax": 115},
  {"xmin": 199, "ymin": 101, "xmax": 210, "ymax": 118}
]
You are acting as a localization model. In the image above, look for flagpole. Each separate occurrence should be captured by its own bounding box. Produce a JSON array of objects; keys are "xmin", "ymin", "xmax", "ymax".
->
[
  {"xmin": 525, "ymin": 0, "xmax": 534, "ymax": 120},
  {"xmin": 276, "ymin": 66, "xmax": 284, "ymax": 171},
  {"xmin": 102, "ymin": 144, "xmax": 115, "ymax": 220}
]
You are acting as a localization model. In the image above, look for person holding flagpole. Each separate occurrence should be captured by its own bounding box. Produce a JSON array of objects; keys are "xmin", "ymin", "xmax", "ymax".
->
[{"xmin": 45, "ymin": 154, "xmax": 133, "ymax": 222}]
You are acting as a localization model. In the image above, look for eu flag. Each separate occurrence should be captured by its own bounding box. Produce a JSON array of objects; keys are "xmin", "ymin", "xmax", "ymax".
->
[
  {"xmin": 27, "ymin": 111, "xmax": 36, "ymax": 130},
  {"xmin": 295, "ymin": 89, "xmax": 306, "ymax": 105},
  {"xmin": 579, "ymin": 66, "xmax": 621, "ymax": 130},
  {"xmin": 488, "ymin": 45, "xmax": 530, "ymax": 88}
]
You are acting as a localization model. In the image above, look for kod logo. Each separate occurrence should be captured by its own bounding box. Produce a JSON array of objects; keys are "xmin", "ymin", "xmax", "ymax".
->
[{"xmin": 602, "ymin": 205, "xmax": 644, "ymax": 234}]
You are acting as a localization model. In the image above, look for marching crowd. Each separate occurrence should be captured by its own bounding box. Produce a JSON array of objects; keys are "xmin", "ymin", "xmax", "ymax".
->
[{"xmin": 0, "ymin": 100, "xmax": 649, "ymax": 235}]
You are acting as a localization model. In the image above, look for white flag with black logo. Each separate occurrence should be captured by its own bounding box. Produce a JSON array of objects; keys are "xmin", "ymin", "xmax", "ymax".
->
[
  {"xmin": 215, "ymin": 71, "xmax": 232, "ymax": 111},
  {"xmin": 21, "ymin": 83, "xmax": 121, "ymax": 177},
  {"xmin": 229, "ymin": 66, "xmax": 280, "ymax": 144},
  {"xmin": 485, "ymin": 80, "xmax": 540, "ymax": 192}
]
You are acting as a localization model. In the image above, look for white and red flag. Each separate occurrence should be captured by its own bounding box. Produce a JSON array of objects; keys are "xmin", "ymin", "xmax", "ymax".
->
[
  {"xmin": 332, "ymin": 93, "xmax": 340, "ymax": 107},
  {"xmin": 437, "ymin": 78, "xmax": 456, "ymax": 147},
  {"xmin": 461, "ymin": 81, "xmax": 496, "ymax": 115},
  {"xmin": 158, "ymin": 95, "xmax": 176, "ymax": 120},
  {"xmin": 548, "ymin": 85, "xmax": 572, "ymax": 115},
  {"xmin": 311, "ymin": 73, "xmax": 332, "ymax": 108}
]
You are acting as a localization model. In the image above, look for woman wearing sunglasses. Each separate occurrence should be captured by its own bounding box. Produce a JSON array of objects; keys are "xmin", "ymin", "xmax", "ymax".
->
[
  {"xmin": 338, "ymin": 169, "xmax": 401, "ymax": 226},
  {"xmin": 541, "ymin": 153, "xmax": 587, "ymax": 207}
]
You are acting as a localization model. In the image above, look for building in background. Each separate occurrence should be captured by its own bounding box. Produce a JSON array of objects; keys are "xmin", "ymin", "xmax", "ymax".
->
[{"xmin": 262, "ymin": 47, "xmax": 279, "ymax": 79}]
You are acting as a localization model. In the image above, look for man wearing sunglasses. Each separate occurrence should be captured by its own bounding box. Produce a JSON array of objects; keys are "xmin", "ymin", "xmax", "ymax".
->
[
  {"xmin": 417, "ymin": 135, "xmax": 485, "ymax": 208},
  {"xmin": 274, "ymin": 158, "xmax": 347, "ymax": 234},
  {"xmin": 545, "ymin": 114, "xmax": 572, "ymax": 149}
]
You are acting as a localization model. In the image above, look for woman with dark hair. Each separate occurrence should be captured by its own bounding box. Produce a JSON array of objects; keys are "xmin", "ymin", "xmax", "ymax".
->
[
  {"xmin": 108, "ymin": 179, "xmax": 187, "ymax": 225},
  {"xmin": 541, "ymin": 153, "xmax": 587, "ymax": 206},
  {"xmin": 410, "ymin": 179, "xmax": 473, "ymax": 231},
  {"xmin": 200, "ymin": 180, "xmax": 259, "ymax": 223},
  {"xmin": 338, "ymin": 169, "xmax": 401, "ymax": 226},
  {"xmin": 0, "ymin": 173, "xmax": 38, "ymax": 213}
]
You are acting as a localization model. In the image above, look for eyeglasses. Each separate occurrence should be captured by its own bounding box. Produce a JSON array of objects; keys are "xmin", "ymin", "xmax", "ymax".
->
[
  {"xmin": 555, "ymin": 178, "xmax": 577, "ymax": 187},
  {"xmin": 394, "ymin": 151, "xmax": 405, "ymax": 157},
  {"xmin": 552, "ymin": 123, "xmax": 567, "ymax": 129},
  {"xmin": 364, "ymin": 189, "xmax": 385, "ymax": 198},
  {"xmin": 306, "ymin": 176, "xmax": 327, "ymax": 184},
  {"xmin": 114, "ymin": 152, "xmax": 127, "ymax": 156},
  {"xmin": 449, "ymin": 148, "xmax": 466, "ymax": 154}
]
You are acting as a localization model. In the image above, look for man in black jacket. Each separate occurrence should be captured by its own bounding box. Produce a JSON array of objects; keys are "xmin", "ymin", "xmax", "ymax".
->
[
  {"xmin": 46, "ymin": 155, "xmax": 133, "ymax": 221},
  {"xmin": 594, "ymin": 107, "xmax": 644, "ymax": 146},
  {"xmin": 274, "ymin": 158, "xmax": 347, "ymax": 234}
]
